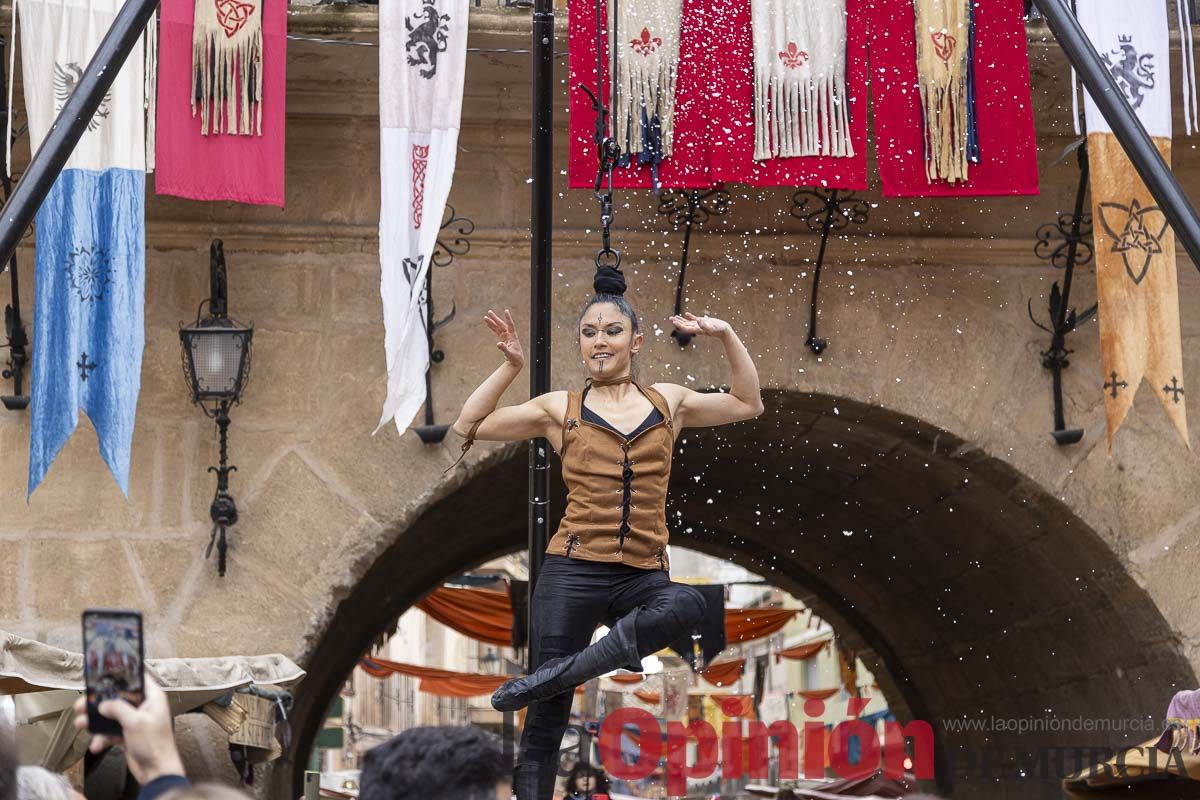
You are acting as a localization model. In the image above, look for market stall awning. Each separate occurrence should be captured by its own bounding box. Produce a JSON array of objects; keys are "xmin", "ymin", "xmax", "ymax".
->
[
  {"xmin": 1, "ymin": 630, "xmax": 304, "ymax": 772},
  {"xmin": 0, "ymin": 630, "xmax": 302, "ymax": 709}
]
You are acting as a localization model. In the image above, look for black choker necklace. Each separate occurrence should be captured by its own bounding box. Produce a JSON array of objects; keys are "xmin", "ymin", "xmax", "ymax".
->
[{"xmin": 587, "ymin": 375, "xmax": 634, "ymax": 388}]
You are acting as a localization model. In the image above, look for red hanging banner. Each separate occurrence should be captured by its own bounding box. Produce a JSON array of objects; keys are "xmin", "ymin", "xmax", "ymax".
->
[
  {"xmin": 568, "ymin": 0, "xmax": 718, "ymax": 188},
  {"xmin": 869, "ymin": 0, "xmax": 1038, "ymax": 197},
  {"xmin": 707, "ymin": 0, "xmax": 869, "ymax": 188}
]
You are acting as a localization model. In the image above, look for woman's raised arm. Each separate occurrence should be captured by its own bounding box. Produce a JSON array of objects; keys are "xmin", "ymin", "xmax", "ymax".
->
[
  {"xmin": 655, "ymin": 313, "xmax": 764, "ymax": 429},
  {"xmin": 451, "ymin": 309, "xmax": 562, "ymax": 443}
]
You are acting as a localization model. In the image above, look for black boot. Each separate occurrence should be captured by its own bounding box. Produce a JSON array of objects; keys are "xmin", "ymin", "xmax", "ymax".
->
[{"xmin": 492, "ymin": 611, "xmax": 641, "ymax": 712}]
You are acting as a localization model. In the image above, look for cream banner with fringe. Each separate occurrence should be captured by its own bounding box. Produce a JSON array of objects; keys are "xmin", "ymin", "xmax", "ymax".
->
[
  {"xmin": 751, "ymin": 0, "xmax": 852, "ymax": 159},
  {"xmin": 913, "ymin": 0, "xmax": 970, "ymax": 182},
  {"xmin": 191, "ymin": 0, "xmax": 262, "ymax": 135},
  {"xmin": 611, "ymin": 0, "xmax": 682, "ymax": 158}
]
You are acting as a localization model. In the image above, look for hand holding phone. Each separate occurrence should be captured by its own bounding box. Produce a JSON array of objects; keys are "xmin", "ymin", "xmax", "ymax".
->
[
  {"xmin": 82, "ymin": 609, "xmax": 145, "ymax": 736},
  {"xmin": 72, "ymin": 674, "xmax": 185, "ymax": 786}
]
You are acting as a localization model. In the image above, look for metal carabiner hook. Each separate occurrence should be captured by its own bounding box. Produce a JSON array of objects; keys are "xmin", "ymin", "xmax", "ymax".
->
[{"xmin": 595, "ymin": 247, "xmax": 621, "ymax": 270}]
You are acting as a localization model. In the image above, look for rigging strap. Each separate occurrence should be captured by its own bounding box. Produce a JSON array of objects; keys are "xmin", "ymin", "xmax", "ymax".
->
[{"xmin": 577, "ymin": 0, "xmax": 622, "ymax": 269}]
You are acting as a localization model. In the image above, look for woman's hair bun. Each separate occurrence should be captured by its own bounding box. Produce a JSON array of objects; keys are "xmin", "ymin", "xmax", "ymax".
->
[{"xmin": 593, "ymin": 265, "xmax": 627, "ymax": 296}]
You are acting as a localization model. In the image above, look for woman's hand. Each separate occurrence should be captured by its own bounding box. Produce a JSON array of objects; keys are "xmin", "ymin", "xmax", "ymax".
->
[
  {"xmin": 485, "ymin": 309, "xmax": 525, "ymax": 369},
  {"xmin": 669, "ymin": 312, "xmax": 731, "ymax": 339}
]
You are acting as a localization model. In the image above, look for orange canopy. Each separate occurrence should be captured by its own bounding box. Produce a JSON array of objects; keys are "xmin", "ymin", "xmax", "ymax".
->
[
  {"xmin": 710, "ymin": 693, "xmax": 756, "ymax": 719},
  {"xmin": 726, "ymin": 608, "xmax": 799, "ymax": 643},
  {"xmin": 700, "ymin": 659, "xmax": 746, "ymax": 687},
  {"xmin": 415, "ymin": 586, "xmax": 794, "ymax": 648},
  {"xmin": 634, "ymin": 690, "xmax": 662, "ymax": 704},
  {"xmin": 359, "ymin": 657, "xmax": 508, "ymax": 698},
  {"xmin": 416, "ymin": 587, "xmax": 514, "ymax": 647},
  {"xmin": 778, "ymin": 639, "xmax": 830, "ymax": 661},
  {"xmin": 798, "ymin": 688, "xmax": 839, "ymax": 702},
  {"xmin": 610, "ymin": 673, "xmax": 646, "ymax": 684}
]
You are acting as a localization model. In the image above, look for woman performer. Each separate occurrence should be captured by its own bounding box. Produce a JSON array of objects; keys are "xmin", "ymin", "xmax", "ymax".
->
[{"xmin": 450, "ymin": 266, "xmax": 763, "ymax": 800}]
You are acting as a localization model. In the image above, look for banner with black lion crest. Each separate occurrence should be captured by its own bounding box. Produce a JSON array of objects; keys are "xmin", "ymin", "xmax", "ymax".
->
[
  {"xmin": 377, "ymin": 0, "xmax": 468, "ymax": 434},
  {"xmin": 1078, "ymin": 0, "xmax": 1191, "ymax": 450}
]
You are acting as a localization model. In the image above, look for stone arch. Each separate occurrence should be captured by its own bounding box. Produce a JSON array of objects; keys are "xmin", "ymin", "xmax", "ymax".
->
[{"xmin": 274, "ymin": 391, "xmax": 1194, "ymax": 800}]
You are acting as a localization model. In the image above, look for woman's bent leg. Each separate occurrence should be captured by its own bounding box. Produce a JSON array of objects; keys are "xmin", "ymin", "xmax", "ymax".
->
[{"xmin": 610, "ymin": 572, "xmax": 708, "ymax": 658}]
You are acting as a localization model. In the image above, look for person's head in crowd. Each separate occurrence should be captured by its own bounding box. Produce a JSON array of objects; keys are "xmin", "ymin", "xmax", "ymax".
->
[
  {"xmin": 160, "ymin": 784, "xmax": 249, "ymax": 800},
  {"xmin": 359, "ymin": 726, "xmax": 509, "ymax": 800},
  {"xmin": 564, "ymin": 763, "xmax": 609, "ymax": 798},
  {"xmin": 0, "ymin": 721, "xmax": 15, "ymax": 800},
  {"xmin": 14, "ymin": 767, "xmax": 84, "ymax": 800}
]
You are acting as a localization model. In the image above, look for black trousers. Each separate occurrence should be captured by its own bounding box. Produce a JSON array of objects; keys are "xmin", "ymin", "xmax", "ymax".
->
[{"xmin": 516, "ymin": 554, "xmax": 708, "ymax": 792}]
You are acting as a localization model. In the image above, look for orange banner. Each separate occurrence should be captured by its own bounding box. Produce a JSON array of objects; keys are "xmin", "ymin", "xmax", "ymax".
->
[
  {"xmin": 416, "ymin": 586, "xmax": 514, "ymax": 647},
  {"xmin": 359, "ymin": 657, "xmax": 508, "ymax": 698},
  {"xmin": 1090, "ymin": 133, "xmax": 1189, "ymax": 449},
  {"xmin": 709, "ymin": 693, "xmax": 756, "ymax": 719},
  {"xmin": 699, "ymin": 659, "xmax": 746, "ymax": 687},
  {"xmin": 610, "ymin": 673, "xmax": 646, "ymax": 684},
  {"xmin": 726, "ymin": 608, "xmax": 799, "ymax": 643},
  {"xmin": 778, "ymin": 639, "xmax": 830, "ymax": 661},
  {"xmin": 416, "ymin": 586, "xmax": 792, "ymax": 649}
]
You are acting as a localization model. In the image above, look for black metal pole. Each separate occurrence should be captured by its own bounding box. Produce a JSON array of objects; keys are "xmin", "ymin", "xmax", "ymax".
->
[
  {"xmin": 527, "ymin": 0, "xmax": 554, "ymax": 672},
  {"xmin": 1054, "ymin": 146, "xmax": 1090, "ymax": 334},
  {"xmin": 0, "ymin": 41, "xmax": 20, "ymax": 322},
  {"xmin": 0, "ymin": 40, "xmax": 27, "ymax": 408},
  {"xmin": 0, "ymin": 0, "xmax": 158, "ymax": 268},
  {"xmin": 1034, "ymin": 0, "xmax": 1200, "ymax": 271}
]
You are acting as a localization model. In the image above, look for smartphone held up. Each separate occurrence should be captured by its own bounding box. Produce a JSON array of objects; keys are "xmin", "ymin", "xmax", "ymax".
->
[{"xmin": 82, "ymin": 609, "xmax": 145, "ymax": 736}]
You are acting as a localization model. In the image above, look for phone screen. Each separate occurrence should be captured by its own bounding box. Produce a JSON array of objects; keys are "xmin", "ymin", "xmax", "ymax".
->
[{"xmin": 82, "ymin": 609, "xmax": 144, "ymax": 735}]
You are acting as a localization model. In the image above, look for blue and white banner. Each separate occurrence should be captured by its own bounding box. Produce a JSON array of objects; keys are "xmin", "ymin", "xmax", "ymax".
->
[{"xmin": 17, "ymin": 0, "xmax": 147, "ymax": 495}]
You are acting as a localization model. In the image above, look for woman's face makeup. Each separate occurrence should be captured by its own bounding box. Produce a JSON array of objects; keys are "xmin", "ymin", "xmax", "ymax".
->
[{"xmin": 579, "ymin": 302, "xmax": 641, "ymax": 378}]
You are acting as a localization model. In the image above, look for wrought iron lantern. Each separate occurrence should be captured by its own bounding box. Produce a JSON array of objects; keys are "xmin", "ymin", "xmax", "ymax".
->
[{"xmin": 180, "ymin": 239, "xmax": 253, "ymax": 576}]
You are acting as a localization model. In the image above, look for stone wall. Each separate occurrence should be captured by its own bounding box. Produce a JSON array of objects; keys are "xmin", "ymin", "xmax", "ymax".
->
[{"xmin": 1, "ymin": 8, "xmax": 1198, "ymax": 798}]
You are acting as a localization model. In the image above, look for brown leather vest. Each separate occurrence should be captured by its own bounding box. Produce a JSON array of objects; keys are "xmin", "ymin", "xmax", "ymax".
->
[{"xmin": 546, "ymin": 379, "xmax": 675, "ymax": 571}]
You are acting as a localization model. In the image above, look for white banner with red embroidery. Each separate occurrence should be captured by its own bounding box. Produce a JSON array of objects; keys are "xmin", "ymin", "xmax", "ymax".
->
[
  {"xmin": 612, "ymin": 0, "xmax": 682, "ymax": 184},
  {"xmin": 751, "ymin": 0, "xmax": 852, "ymax": 160},
  {"xmin": 376, "ymin": 0, "xmax": 468, "ymax": 434}
]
